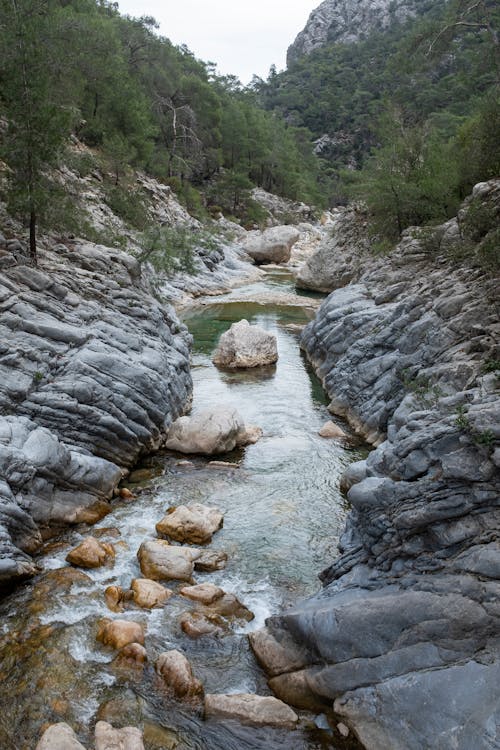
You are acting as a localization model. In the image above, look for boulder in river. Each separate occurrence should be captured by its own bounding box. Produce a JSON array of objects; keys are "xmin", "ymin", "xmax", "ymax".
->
[
  {"xmin": 131, "ymin": 578, "xmax": 173, "ymax": 608},
  {"xmin": 112, "ymin": 642, "xmax": 148, "ymax": 669},
  {"xmin": 35, "ymin": 723, "xmax": 87, "ymax": 750},
  {"xmin": 156, "ymin": 503, "xmax": 224, "ymax": 545},
  {"xmin": 318, "ymin": 420, "xmax": 349, "ymax": 440},
  {"xmin": 96, "ymin": 618, "xmax": 145, "ymax": 650},
  {"xmin": 165, "ymin": 407, "xmax": 261, "ymax": 455},
  {"xmin": 180, "ymin": 583, "xmax": 224, "ymax": 605},
  {"xmin": 94, "ymin": 721, "xmax": 144, "ymax": 750},
  {"xmin": 194, "ymin": 548, "xmax": 228, "ymax": 572},
  {"xmin": 204, "ymin": 693, "xmax": 299, "ymax": 728},
  {"xmin": 180, "ymin": 611, "xmax": 227, "ymax": 638},
  {"xmin": 137, "ymin": 539, "xmax": 201, "ymax": 581},
  {"xmin": 212, "ymin": 320, "xmax": 278, "ymax": 369},
  {"xmin": 156, "ymin": 650, "xmax": 204, "ymax": 700},
  {"xmin": 243, "ymin": 226, "xmax": 300, "ymax": 264},
  {"xmin": 66, "ymin": 537, "xmax": 115, "ymax": 568}
]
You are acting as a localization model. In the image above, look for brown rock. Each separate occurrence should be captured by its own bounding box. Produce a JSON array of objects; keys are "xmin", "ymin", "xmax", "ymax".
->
[
  {"xmin": 105, "ymin": 585, "xmax": 126, "ymax": 612},
  {"xmin": 96, "ymin": 619, "xmax": 145, "ymax": 650},
  {"xmin": 248, "ymin": 627, "xmax": 312, "ymax": 678},
  {"xmin": 208, "ymin": 593, "xmax": 254, "ymax": 622},
  {"xmin": 156, "ymin": 503, "xmax": 224, "ymax": 545},
  {"xmin": 180, "ymin": 583, "xmax": 224, "ymax": 605},
  {"xmin": 137, "ymin": 540, "xmax": 201, "ymax": 581},
  {"xmin": 156, "ymin": 650, "xmax": 204, "ymax": 699},
  {"xmin": 131, "ymin": 578, "xmax": 173, "ymax": 609},
  {"xmin": 204, "ymin": 693, "xmax": 299, "ymax": 728},
  {"xmin": 35, "ymin": 723, "xmax": 87, "ymax": 750},
  {"xmin": 269, "ymin": 669, "xmax": 330, "ymax": 712},
  {"xmin": 180, "ymin": 612, "xmax": 226, "ymax": 638},
  {"xmin": 318, "ymin": 420, "xmax": 348, "ymax": 440},
  {"xmin": 119, "ymin": 487, "xmax": 135, "ymax": 500},
  {"xmin": 66, "ymin": 537, "xmax": 115, "ymax": 569},
  {"xmin": 194, "ymin": 549, "xmax": 228, "ymax": 572},
  {"xmin": 112, "ymin": 643, "xmax": 148, "ymax": 669},
  {"xmin": 94, "ymin": 721, "xmax": 144, "ymax": 750}
]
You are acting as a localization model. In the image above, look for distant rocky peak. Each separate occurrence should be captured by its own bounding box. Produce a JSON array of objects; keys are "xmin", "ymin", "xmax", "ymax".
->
[{"xmin": 287, "ymin": 0, "xmax": 423, "ymax": 66}]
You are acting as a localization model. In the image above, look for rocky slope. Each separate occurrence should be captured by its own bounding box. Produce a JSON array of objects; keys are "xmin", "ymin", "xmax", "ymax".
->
[
  {"xmin": 0, "ymin": 236, "xmax": 192, "ymax": 588},
  {"xmin": 287, "ymin": 0, "xmax": 422, "ymax": 66},
  {"xmin": 251, "ymin": 181, "xmax": 500, "ymax": 749}
]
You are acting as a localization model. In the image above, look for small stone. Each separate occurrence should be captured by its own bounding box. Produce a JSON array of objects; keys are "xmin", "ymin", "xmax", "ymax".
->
[
  {"xmin": 180, "ymin": 583, "xmax": 224, "ymax": 605},
  {"xmin": 208, "ymin": 593, "xmax": 254, "ymax": 622},
  {"xmin": 318, "ymin": 420, "xmax": 348, "ymax": 440},
  {"xmin": 338, "ymin": 722, "xmax": 350, "ymax": 738},
  {"xmin": 112, "ymin": 643, "xmax": 148, "ymax": 669},
  {"xmin": 35, "ymin": 723, "xmax": 87, "ymax": 750},
  {"xmin": 204, "ymin": 693, "xmax": 299, "ymax": 728},
  {"xmin": 66, "ymin": 537, "xmax": 115, "ymax": 568},
  {"xmin": 105, "ymin": 585, "xmax": 126, "ymax": 612},
  {"xmin": 137, "ymin": 540, "xmax": 201, "ymax": 582},
  {"xmin": 156, "ymin": 503, "xmax": 224, "ymax": 545},
  {"xmin": 97, "ymin": 619, "xmax": 145, "ymax": 650},
  {"xmin": 180, "ymin": 611, "xmax": 226, "ymax": 638},
  {"xmin": 194, "ymin": 549, "xmax": 228, "ymax": 572},
  {"xmin": 94, "ymin": 721, "xmax": 144, "ymax": 750},
  {"xmin": 131, "ymin": 578, "xmax": 173, "ymax": 609},
  {"xmin": 156, "ymin": 650, "xmax": 204, "ymax": 699},
  {"xmin": 120, "ymin": 488, "xmax": 135, "ymax": 500}
]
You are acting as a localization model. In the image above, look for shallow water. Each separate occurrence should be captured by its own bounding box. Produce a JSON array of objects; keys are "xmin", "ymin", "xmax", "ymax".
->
[{"xmin": 0, "ymin": 269, "xmax": 365, "ymax": 749}]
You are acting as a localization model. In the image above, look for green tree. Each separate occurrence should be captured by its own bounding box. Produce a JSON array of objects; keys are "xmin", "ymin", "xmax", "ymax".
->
[{"xmin": 0, "ymin": 0, "xmax": 73, "ymax": 263}]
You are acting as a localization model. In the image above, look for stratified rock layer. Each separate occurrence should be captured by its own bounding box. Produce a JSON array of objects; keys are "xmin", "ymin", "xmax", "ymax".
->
[
  {"xmin": 256, "ymin": 181, "xmax": 500, "ymax": 750},
  {"xmin": 0, "ymin": 240, "xmax": 192, "ymax": 587}
]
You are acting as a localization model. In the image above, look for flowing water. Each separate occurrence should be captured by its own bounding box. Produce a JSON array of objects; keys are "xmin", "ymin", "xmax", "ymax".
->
[{"xmin": 0, "ymin": 269, "xmax": 366, "ymax": 750}]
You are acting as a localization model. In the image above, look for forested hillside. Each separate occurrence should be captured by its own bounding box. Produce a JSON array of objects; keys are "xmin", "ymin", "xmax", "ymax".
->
[
  {"xmin": 257, "ymin": 0, "xmax": 499, "ymax": 246},
  {"xmin": 0, "ymin": 0, "xmax": 322, "ymax": 261}
]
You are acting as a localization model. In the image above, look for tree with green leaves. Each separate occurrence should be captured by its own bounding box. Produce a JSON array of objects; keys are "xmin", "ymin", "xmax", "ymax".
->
[{"xmin": 0, "ymin": 0, "xmax": 73, "ymax": 263}]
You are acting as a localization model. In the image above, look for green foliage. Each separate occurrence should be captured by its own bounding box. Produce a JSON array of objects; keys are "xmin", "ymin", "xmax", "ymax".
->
[
  {"xmin": 103, "ymin": 184, "xmax": 149, "ymax": 230},
  {"xmin": 136, "ymin": 225, "xmax": 222, "ymax": 277}
]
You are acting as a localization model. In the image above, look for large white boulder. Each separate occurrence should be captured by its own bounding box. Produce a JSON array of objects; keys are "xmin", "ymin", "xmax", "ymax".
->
[
  {"xmin": 165, "ymin": 408, "xmax": 262, "ymax": 455},
  {"xmin": 243, "ymin": 225, "xmax": 300, "ymax": 264},
  {"xmin": 35, "ymin": 723, "xmax": 87, "ymax": 750},
  {"xmin": 156, "ymin": 503, "xmax": 224, "ymax": 544},
  {"xmin": 213, "ymin": 320, "xmax": 278, "ymax": 369}
]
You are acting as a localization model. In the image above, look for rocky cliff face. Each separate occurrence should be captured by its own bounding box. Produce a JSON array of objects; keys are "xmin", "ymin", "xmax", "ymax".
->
[
  {"xmin": 0, "ymin": 237, "xmax": 192, "ymax": 588},
  {"xmin": 251, "ymin": 181, "xmax": 500, "ymax": 749},
  {"xmin": 287, "ymin": 0, "xmax": 422, "ymax": 66}
]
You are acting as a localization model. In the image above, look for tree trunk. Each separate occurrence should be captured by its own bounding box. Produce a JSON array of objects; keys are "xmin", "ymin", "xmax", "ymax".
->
[{"xmin": 29, "ymin": 207, "xmax": 37, "ymax": 265}]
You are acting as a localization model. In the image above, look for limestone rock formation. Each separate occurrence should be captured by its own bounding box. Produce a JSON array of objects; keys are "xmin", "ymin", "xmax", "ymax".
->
[
  {"xmin": 296, "ymin": 205, "xmax": 370, "ymax": 292},
  {"xmin": 256, "ymin": 180, "xmax": 500, "ymax": 750},
  {"xmin": 204, "ymin": 693, "xmax": 299, "ymax": 728},
  {"xmin": 0, "ymin": 240, "xmax": 192, "ymax": 587},
  {"xmin": 212, "ymin": 320, "xmax": 278, "ymax": 369},
  {"xmin": 156, "ymin": 503, "xmax": 224, "ymax": 545},
  {"xmin": 243, "ymin": 226, "xmax": 300, "ymax": 264},
  {"xmin": 287, "ymin": 0, "xmax": 420, "ymax": 66},
  {"xmin": 165, "ymin": 408, "xmax": 262, "ymax": 455}
]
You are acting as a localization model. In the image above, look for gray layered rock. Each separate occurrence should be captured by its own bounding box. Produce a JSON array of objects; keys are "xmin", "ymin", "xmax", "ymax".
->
[
  {"xmin": 254, "ymin": 181, "xmax": 500, "ymax": 749},
  {"xmin": 0, "ymin": 240, "xmax": 192, "ymax": 587},
  {"xmin": 287, "ymin": 0, "xmax": 421, "ymax": 66},
  {"xmin": 296, "ymin": 205, "xmax": 370, "ymax": 292}
]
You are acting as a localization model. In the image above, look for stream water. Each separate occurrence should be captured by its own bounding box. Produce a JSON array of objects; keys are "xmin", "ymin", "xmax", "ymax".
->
[{"xmin": 0, "ymin": 269, "xmax": 365, "ymax": 750}]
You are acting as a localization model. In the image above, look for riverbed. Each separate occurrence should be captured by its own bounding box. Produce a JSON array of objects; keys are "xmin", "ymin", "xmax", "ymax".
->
[{"xmin": 0, "ymin": 269, "xmax": 365, "ymax": 749}]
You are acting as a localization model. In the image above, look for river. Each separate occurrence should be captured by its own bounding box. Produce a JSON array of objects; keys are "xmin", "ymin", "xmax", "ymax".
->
[{"xmin": 0, "ymin": 268, "xmax": 366, "ymax": 749}]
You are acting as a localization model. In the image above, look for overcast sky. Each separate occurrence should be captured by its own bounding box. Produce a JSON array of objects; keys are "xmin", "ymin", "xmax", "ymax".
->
[{"xmin": 116, "ymin": 0, "xmax": 319, "ymax": 84}]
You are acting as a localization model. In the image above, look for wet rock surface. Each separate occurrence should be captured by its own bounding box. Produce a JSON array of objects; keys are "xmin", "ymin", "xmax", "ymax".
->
[
  {"xmin": 35, "ymin": 722, "xmax": 87, "ymax": 750},
  {"xmin": 66, "ymin": 537, "xmax": 115, "ymax": 568},
  {"xmin": 94, "ymin": 721, "xmax": 144, "ymax": 750},
  {"xmin": 204, "ymin": 693, "xmax": 299, "ymax": 728},
  {"xmin": 0, "ymin": 240, "xmax": 192, "ymax": 587},
  {"xmin": 165, "ymin": 407, "xmax": 262, "ymax": 455},
  {"xmin": 156, "ymin": 503, "xmax": 224, "ymax": 545},
  {"xmin": 213, "ymin": 319, "xmax": 279, "ymax": 368},
  {"xmin": 155, "ymin": 649, "xmax": 204, "ymax": 700},
  {"xmin": 243, "ymin": 226, "xmax": 300, "ymax": 265},
  {"xmin": 258, "ymin": 181, "xmax": 500, "ymax": 749},
  {"xmin": 137, "ymin": 539, "xmax": 201, "ymax": 581}
]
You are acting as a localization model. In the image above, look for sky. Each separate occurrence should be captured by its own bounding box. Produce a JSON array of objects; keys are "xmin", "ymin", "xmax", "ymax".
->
[{"xmin": 116, "ymin": 0, "xmax": 319, "ymax": 84}]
